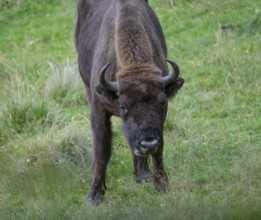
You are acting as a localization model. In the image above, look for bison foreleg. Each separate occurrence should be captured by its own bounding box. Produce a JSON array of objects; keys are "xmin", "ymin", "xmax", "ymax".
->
[
  {"xmin": 86, "ymin": 109, "xmax": 112, "ymax": 206},
  {"xmin": 133, "ymin": 155, "xmax": 152, "ymax": 183},
  {"xmin": 152, "ymin": 153, "xmax": 169, "ymax": 192}
]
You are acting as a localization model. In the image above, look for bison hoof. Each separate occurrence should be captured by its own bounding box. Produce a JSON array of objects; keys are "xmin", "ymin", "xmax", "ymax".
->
[
  {"xmin": 86, "ymin": 189, "xmax": 104, "ymax": 206},
  {"xmin": 154, "ymin": 181, "xmax": 169, "ymax": 193},
  {"xmin": 136, "ymin": 169, "xmax": 152, "ymax": 184},
  {"xmin": 137, "ymin": 174, "xmax": 152, "ymax": 184},
  {"xmin": 153, "ymin": 174, "xmax": 169, "ymax": 193}
]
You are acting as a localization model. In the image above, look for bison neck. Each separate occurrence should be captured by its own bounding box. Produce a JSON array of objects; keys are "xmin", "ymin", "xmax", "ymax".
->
[{"xmin": 115, "ymin": 2, "xmax": 153, "ymax": 67}]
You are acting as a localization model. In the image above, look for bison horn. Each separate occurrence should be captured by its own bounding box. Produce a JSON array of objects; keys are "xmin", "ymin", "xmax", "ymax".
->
[
  {"xmin": 163, "ymin": 59, "xmax": 180, "ymax": 86},
  {"xmin": 99, "ymin": 63, "xmax": 119, "ymax": 92}
]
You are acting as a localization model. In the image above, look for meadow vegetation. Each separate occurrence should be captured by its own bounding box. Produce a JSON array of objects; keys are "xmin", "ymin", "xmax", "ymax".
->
[{"xmin": 0, "ymin": 0, "xmax": 260, "ymax": 219}]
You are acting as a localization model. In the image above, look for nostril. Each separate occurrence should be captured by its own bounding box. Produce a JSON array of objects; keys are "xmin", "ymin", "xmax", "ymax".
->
[{"xmin": 140, "ymin": 139, "xmax": 159, "ymax": 148}]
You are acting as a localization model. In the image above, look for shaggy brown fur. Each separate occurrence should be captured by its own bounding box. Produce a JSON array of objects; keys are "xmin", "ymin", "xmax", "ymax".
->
[
  {"xmin": 75, "ymin": 0, "xmax": 184, "ymax": 205},
  {"xmin": 115, "ymin": 3, "xmax": 153, "ymax": 66}
]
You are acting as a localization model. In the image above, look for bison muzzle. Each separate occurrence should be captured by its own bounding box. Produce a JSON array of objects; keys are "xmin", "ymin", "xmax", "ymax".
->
[{"xmin": 74, "ymin": 0, "xmax": 184, "ymax": 205}]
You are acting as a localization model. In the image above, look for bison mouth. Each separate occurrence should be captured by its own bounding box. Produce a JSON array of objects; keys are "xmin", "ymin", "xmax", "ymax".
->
[
  {"xmin": 133, "ymin": 138, "xmax": 159, "ymax": 157},
  {"xmin": 134, "ymin": 148, "xmax": 150, "ymax": 157}
]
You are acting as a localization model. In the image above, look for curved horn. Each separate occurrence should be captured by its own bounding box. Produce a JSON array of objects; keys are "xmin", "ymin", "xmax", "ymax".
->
[
  {"xmin": 163, "ymin": 59, "xmax": 180, "ymax": 86},
  {"xmin": 99, "ymin": 63, "xmax": 119, "ymax": 92}
]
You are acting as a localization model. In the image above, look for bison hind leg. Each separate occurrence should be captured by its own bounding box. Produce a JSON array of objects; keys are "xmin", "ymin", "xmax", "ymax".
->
[{"xmin": 133, "ymin": 156, "xmax": 152, "ymax": 183}]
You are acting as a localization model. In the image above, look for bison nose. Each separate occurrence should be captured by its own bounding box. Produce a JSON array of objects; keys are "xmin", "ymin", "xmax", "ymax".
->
[{"xmin": 138, "ymin": 138, "xmax": 159, "ymax": 155}]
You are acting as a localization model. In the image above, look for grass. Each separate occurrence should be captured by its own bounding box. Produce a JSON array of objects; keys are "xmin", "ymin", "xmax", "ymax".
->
[{"xmin": 0, "ymin": 0, "xmax": 261, "ymax": 219}]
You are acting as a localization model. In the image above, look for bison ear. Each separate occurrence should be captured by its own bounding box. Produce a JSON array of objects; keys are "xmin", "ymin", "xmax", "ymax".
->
[
  {"xmin": 165, "ymin": 77, "xmax": 184, "ymax": 99},
  {"xmin": 96, "ymin": 84, "xmax": 118, "ymax": 103}
]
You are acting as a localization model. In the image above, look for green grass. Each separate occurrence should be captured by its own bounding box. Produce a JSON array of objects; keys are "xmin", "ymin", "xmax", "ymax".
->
[{"xmin": 0, "ymin": 0, "xmax": 261, "ymax": 219}]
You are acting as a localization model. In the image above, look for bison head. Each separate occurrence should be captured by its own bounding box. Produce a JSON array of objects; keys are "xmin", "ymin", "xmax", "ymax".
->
[{"xmin": 96, "ymin": 60, "xmax": 184, "ymax": 156}]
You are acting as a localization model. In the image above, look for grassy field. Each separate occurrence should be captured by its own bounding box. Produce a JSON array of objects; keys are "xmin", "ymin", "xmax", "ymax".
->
[{"xmin": 0, "ymin": 0, "xmax": 260, "ymax": 219}]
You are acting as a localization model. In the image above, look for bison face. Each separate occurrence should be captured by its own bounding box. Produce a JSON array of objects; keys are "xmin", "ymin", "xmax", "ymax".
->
[
  {"xmin": 118, "ymin": 88, "xmax": 167, "ymax": 156},
  {"xmin": 96, "ymin": 62, "xmax": 184, "ymax": 156}
]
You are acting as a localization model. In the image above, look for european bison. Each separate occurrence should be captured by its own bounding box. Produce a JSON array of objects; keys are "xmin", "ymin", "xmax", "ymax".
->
[{"xmin": 74, "ymin": 0, "xmax": 184, "ymax": 205}]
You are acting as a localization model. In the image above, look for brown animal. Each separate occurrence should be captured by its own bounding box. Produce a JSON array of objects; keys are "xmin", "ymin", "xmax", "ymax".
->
[{"xmin": 74, "ymin": 0, "xmax": 184, "ymax": 205}]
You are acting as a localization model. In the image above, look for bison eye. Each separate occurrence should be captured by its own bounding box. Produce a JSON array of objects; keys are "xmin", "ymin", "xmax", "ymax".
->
[{"xmin": 119, "ymin": 104, "xmax": 128, "ymax": 116}]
